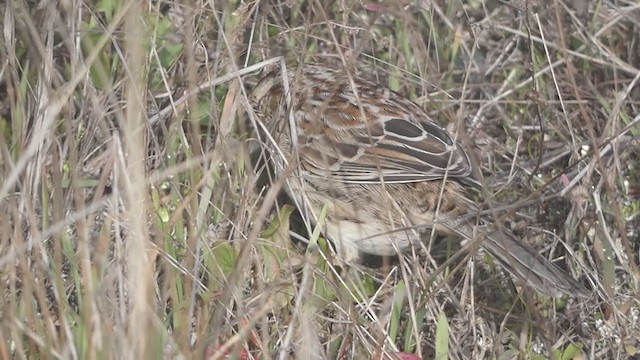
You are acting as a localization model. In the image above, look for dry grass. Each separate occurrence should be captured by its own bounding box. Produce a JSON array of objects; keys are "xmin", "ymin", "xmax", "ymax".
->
[{"xmin": 1, "ymin": 0, "xmax": 639, "ymax": 359}]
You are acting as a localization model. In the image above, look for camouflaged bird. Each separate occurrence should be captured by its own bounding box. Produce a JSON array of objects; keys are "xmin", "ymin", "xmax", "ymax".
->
[{"xmin": 251, "ymin": 63, "xmax": 588, "ymax": 298}]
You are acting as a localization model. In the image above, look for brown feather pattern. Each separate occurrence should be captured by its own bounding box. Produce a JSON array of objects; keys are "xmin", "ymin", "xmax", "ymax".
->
[{"xmin": 251, "ymin": 63, "xmax": 588, "ymax": 298}]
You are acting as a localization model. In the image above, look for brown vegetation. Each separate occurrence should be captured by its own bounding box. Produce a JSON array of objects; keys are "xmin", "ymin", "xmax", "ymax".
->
[{"xmin": 0, "ymin": 0, "xmax": 638, "ymax": 359}]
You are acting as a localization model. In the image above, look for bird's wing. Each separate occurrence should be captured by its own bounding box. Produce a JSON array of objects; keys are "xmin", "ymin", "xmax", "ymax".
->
[{"xmin": 292, "ymin": 67, "xmax": 474, "ymax": 184}]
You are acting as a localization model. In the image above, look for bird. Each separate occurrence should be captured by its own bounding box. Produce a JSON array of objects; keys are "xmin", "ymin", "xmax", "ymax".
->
[{"xmin": 249, "ymin": 62, "xmax": 589, "ymax": 298}]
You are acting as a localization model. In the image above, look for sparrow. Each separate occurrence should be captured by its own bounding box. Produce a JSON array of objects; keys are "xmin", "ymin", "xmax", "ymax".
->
[{"xmin": 250, "ymin": 63, "xmax": 588, "ymax": 298}]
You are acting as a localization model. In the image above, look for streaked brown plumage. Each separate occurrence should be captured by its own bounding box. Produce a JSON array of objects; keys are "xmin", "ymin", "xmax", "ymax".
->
[{"xmin": 251, "ymin": 63, "xmax": 588, "ymax": 298}]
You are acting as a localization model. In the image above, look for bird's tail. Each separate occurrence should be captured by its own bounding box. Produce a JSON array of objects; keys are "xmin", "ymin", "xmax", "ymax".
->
[{"xmin": 451, "ymin": 223, "xmax": 589, "ymax": 298}]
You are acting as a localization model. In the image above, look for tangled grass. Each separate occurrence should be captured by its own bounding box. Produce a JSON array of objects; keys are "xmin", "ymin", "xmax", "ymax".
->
[{"xmin": 1, "ymin": 0, "xmax": 639, "ymax": 359}]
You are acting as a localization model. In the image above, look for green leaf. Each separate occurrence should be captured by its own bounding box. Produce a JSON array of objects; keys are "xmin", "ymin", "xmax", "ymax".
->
[
  {"xmin": 435, "ymin": 311, "xmax": 449, "ymax": 360},
  {"xmin": 207, "ymin": 242, "xmax": 239, "ymax": 289},
  {"xmin": 389, "ymin": 280, "xmax": 406, "ymax": 341},
  {"xmin": 96, "ymin": 0, "xmax": 121, "ymax": 22},
  {"xmin": 561, "ymin": 343, "xmax": 584, "ymax": 360},
  {"xmin": 404, "ymin": 306, "xmax": 425, "ymax": 353}
]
